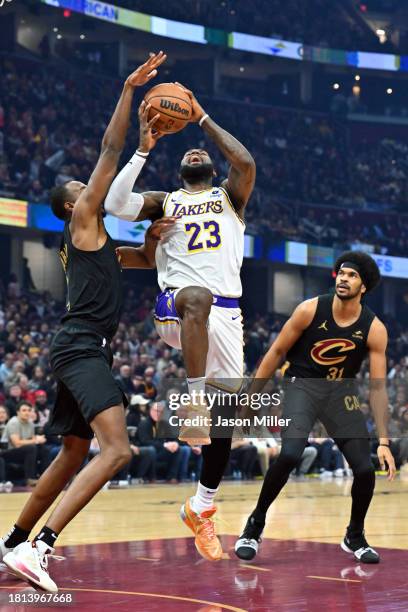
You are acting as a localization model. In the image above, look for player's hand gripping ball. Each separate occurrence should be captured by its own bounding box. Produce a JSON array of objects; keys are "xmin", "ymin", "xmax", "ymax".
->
[{"xmin": 144, "ymin": 82, "xmax": 192, "ymax": 133}]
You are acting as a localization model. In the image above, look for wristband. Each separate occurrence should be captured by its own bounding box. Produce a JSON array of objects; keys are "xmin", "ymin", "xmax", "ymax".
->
[
  {"xmin": 198, "ymin": 114, "xmax": 209, "ymax": 127},
  {"xmin": 379, "ymin": 443, "xmax": 390, "ymax": 447},
  {"xmin": 136, "ymin": 149, "xmax": 149, "ymax": 158}
]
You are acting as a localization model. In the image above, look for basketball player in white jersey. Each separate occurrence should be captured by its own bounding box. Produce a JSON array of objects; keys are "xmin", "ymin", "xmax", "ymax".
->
[{"xmin": 105, "ymin": 85, "xmax": 255, "ymax": 561}]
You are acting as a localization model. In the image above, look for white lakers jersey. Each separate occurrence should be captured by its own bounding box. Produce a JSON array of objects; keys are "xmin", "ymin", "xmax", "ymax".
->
[{"xmin": 155, "ymin": 186, "xmax": 245, "ymax": 297}]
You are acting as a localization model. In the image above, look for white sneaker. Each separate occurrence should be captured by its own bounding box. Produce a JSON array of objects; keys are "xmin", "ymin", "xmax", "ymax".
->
[
  {"xmin": 334, "ymin": 469, "xmax": 344, "ymax": 478},
  {"xmin": 4, "ymin": 482, "xmax": 13, "ymax": 493},
  {"xmin": 3, "ymin": 541, "xmax": 58, "ymax": 592},
  {"xmin": 0, "ymin": 537, "xmax": 14, "ymax": 562},
  {"xmin": 319, "ymin": 470, "xmax": 333, "ymax": 479}
]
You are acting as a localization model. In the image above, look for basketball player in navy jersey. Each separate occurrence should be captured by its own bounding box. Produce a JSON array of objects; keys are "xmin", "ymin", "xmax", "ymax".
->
[
  {"xmin": 235, "ymin": 251, "xmax": 396, "ymax": 564},
  {"xmin": 0, "ymin": 52, "xmax": 169, "ymax": 592}
]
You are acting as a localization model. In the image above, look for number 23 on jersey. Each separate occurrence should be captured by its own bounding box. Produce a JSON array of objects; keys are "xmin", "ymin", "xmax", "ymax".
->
[{"xmin": 185, "ymin": 221, "xmax": 221, "ymax": 253}]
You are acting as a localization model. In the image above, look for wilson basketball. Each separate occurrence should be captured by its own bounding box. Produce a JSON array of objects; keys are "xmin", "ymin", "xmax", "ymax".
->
[{"xmin": 144, "ymin": 83, "xmax": 192, "ymax": 134}]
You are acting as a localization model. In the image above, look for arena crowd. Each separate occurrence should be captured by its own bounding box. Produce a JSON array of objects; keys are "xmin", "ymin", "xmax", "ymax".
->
[
  {"xmin": 0, "ymin": 284, "xmax": 407, "ymax": 492},
  {"xmin": 1, "ymin": 55, "xmax": 407, "ymax": 256}
]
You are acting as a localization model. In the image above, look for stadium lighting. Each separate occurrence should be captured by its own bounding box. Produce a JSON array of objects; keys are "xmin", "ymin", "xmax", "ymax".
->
[
  {"xmin": 53, "ymin": 27, "xmax": 58, "ymax": 32},
  {"xmin": 56, "ymin": 34, "xmax": 62, "ymax": 40},
  {"xmin": 355, "ymin": 75, "xmax": 361, "ymax": 81},
  {"xmin": 376, "ymin": 28, "xmax": 387, "ymax": 43},
  {"xmin": 239, "ymin": 66, "xmax": 245, "ymax": 72},
  {"xmin": 80, "ymin": 34, "xmax": 86, "ymax": 39},
  {"xmin": 333, "ymin": 83, "xmax": 340, "ymax": 90},
  {"xmin": 387, "ymin": 88, "xmax": 393, "ymax": 94}
]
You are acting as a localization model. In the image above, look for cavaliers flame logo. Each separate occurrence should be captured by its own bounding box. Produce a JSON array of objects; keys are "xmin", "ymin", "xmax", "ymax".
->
[{"xmin": 311, "ymin": 338, "xmax": 356, "ymax": 366}]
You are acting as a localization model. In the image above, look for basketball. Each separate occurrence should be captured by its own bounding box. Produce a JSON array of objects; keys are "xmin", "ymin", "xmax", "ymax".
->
[{"xmin": 144, "ymin": 82, "xmax": 192, "ymax": 133}]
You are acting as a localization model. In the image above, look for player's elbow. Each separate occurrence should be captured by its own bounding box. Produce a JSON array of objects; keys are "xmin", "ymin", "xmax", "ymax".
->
[
  {"xmin": 268, "ymin": 344, "xmax": 285, "ymax": 360},
  {"xmin": 238, "ymin": 154, "xmax": 256, "ymax": 175}
]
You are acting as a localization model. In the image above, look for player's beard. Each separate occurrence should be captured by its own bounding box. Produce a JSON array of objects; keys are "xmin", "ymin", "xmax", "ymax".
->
[
  {"xmin": 179, "ymin": 161, "xmax": 214, "ymax": 184},
  {"xmin": 335, "ymin": 285, "xmax": 361, "ymax": 300}
]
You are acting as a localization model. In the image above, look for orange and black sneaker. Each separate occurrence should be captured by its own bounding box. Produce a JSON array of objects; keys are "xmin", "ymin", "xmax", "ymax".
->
[{"xmin": 180, "ymin": 498, "xmax": 223, "ymax": 561}]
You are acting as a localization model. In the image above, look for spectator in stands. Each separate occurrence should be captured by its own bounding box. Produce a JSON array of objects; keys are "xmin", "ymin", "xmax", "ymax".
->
[
  {"xmin": 33, "ymin": 390, "xmax": 51, "ymax": 429},
  {"xmin": 230, "ymin": 439, "xmax": 259, "ymax": 479},
  {"xmin": 310, "ymin": 436, "xmax": 345, "ymax": 478},
  {"xmin": 127, "ymin": 424, "xmax": 156, "ymax": 484},
  {"xmin": 0, "ymin": 401, "xmax": 47, "ymax": 485},
  {"xmin": 5, "ymin": 384, "xmax": 23, "ymax": 418},
  {"xmin": 115, "ymin": 364, "xmax": 134, "ymax": 396},
  {"xmin": 137, "ymin": 402, "xmax": 182, "ymax": 483},
  {"xmin": 0, "ymin": 353, "xmax": 13, "ymax": 384},
  {"xmin": 0, "ymin": 405, "xmax": 9, "ymax": 436},
  {"xmin": 178, "ymin": 444, "xmax": 203, "ymax": 482},
  {"xmin": 249, "ymin": 437, "xmax": 280, "ymax": 476},
  {"xmin": 127, "ymin": 394, "xmax": 150, "ymax": 428}
]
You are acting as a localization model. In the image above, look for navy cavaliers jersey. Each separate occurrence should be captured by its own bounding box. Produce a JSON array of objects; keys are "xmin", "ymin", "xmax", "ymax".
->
[
  {"xmin": 285, "ymin": 294, "xmax": 375, "ymax": 380},
  {"xmin": 59, "ymin": 223, "xmax": 123, "ymax": 340}
]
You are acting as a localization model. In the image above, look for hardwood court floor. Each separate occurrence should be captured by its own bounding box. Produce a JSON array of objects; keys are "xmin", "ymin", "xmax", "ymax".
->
[{"xmin": 0, "ymin": 477, "xmax": 408, "ymax": 611}]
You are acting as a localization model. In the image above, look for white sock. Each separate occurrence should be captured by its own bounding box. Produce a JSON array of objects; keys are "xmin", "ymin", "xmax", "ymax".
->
[
  {"xmin": 187, "ymin": 377, "xmax": 206, "ymax": 406},
  {"xmin": 190, "ymin": 482, "xmax": 218, "ymax": 514}
]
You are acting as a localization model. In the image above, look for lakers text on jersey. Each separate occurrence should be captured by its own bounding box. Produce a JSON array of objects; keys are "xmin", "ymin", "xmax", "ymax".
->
[{"xmin": 155, "ymin": 186, "xmax": 244, "ymax": 298}]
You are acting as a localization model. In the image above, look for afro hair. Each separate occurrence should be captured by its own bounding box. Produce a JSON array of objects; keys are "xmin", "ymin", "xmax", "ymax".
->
[{"xmin": 334, "ymin": 250, "xmax": 381, "ymax": 293}]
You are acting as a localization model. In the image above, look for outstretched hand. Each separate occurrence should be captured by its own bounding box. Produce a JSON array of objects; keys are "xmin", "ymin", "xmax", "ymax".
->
[
  {"xmin": 377, "ymin": 445, "xmax": 396, "ymax": 481},
  {"xmin": 138, "ymin": 101, "xmax": 166, "ymax": 153},
  {"xmin": 126, "ymin": 51, "xmax": 167, "ymax": 88},
  {"xmin": 174, "ymin": 81, "xmax": 207, "ymax": 123}
]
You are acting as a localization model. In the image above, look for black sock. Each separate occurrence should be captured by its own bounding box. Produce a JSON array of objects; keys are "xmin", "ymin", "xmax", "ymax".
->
[
  {"xmin": 347, "ymin": 519, "xmax": 366, "ymax": 537},
  {"xmin": 200, "ymin": 437, "xmax": 232, "ymax": 489},
  {"xmin": 34, "ymin": 526, "xmax": 59, "ymax": 549},
  {"xmin": 252, "ymin": 508, "xmax": 266, "ymax": 525},
  {"xmin": 4, "ymin": 524, "xmax": 30, "ymax": 548}
]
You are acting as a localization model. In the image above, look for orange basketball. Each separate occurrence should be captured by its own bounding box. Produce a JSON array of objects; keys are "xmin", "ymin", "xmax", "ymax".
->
[{"xmin": 144, "ymin": 83, "xmax": 192, "ymax": 134}]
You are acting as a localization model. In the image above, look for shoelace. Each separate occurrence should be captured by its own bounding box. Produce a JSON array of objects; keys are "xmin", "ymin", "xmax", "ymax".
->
[
  {"xmin": 242, "ymin": 532, "xmax": 262, "ymax": 543},
  {"xmin": 197, "ymin": 516, "xmax": 216, "ymax": 541},
  {"xmin": 35, "ymin": 549, "xmax": 65, "ymax": 572}
]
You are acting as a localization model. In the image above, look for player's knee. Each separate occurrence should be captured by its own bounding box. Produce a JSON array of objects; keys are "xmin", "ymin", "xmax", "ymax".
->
[
  {"xmin": 352, "ymin": 461, "xmax": 375, "ymax": 480},
  {"xmin": 116, "ymin": 447, "xmax": 133, "ymax": 469},
  {"xmin": 178, "ymin": 287, "xmax": 213, "ymax": 321},
  {"xmin": 115, "ymin": 448, "xmax": 133, "ymax": 469},
  {"xmin": 104, "ymin": 445, "xmax": 132, "ymax": 471},
  {"xmin": 278, "ymin": 448, "xmax": 304, "ymax": 470}
]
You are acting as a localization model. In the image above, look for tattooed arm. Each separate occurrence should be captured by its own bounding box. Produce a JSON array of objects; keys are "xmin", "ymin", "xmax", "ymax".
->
[{"xmin": 176, "ymin": 83, "xmax": 256, "ymax": 219}]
